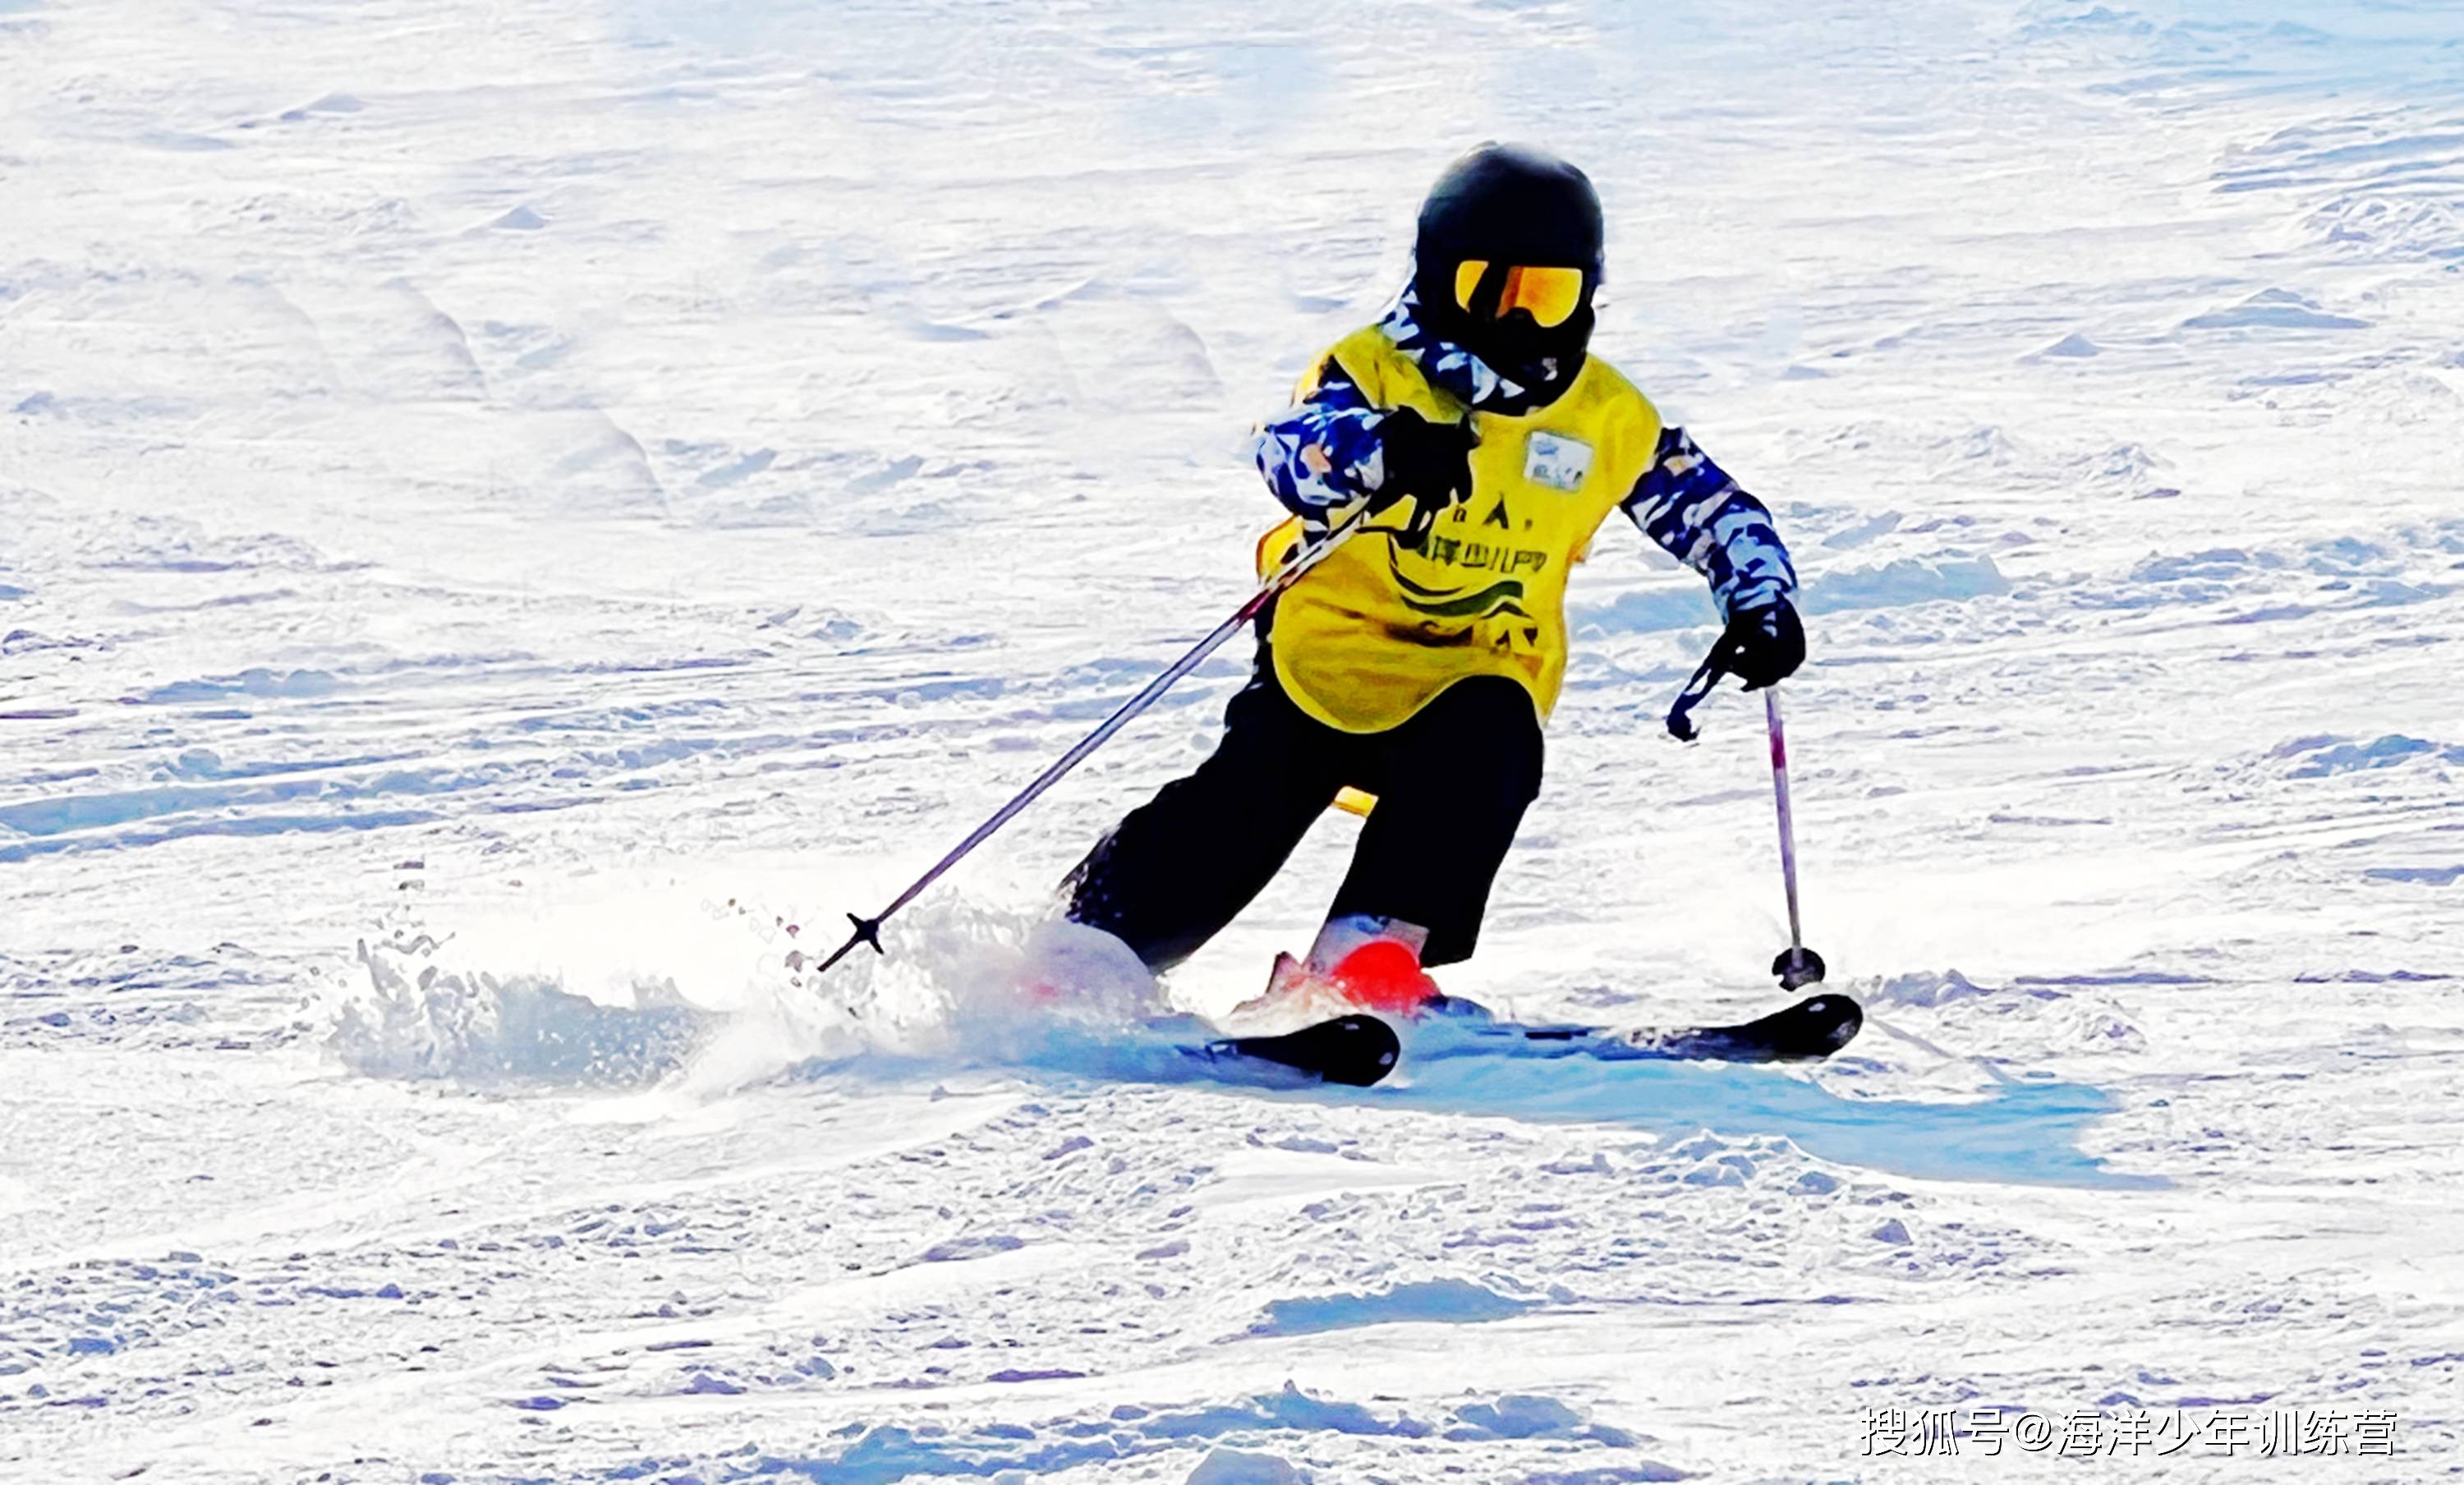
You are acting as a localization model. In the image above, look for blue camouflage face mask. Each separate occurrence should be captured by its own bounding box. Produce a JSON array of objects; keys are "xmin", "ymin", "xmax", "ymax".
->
[{"xmin": 1380, "ymin": 267, "xmax": 1585, "ymax": 416}]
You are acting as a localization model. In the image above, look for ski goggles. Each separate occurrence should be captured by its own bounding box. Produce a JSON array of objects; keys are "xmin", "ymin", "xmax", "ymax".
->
[{"xmin": 1451, "ymin": 260, "xmax": 1587, "ymax": 329}]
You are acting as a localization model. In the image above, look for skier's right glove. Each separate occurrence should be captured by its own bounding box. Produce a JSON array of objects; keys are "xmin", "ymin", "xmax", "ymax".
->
[{"xmin": 1368, "ymin": 408, "xmax": 1477, "ymax": 549}]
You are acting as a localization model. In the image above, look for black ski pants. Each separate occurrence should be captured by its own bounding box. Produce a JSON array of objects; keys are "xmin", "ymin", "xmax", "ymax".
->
[{"xmin": 1064, "ymin": 655, "xmax": 1543, "ymax": 972}]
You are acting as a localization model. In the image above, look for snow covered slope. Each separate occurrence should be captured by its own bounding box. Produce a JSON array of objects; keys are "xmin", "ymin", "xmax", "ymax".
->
[{"xmin": 4, "ymin": 0, "xmax": 2462, "ymax": 1478}]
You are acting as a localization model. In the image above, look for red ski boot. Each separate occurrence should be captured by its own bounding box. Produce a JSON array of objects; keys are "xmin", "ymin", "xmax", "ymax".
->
[
  {"xmin": 1322, "ymin": 937, "xmax": 1440, "ymax": 1014},
  {"xmin": 1239, "ymin": 917, "xmax": 1441, "ymax": 1020}
]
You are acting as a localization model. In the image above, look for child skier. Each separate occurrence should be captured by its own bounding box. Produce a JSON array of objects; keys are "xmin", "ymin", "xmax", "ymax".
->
[{"xmin": 1063, "ymin": 143, "xmax": 1804, "ymax": 1012}]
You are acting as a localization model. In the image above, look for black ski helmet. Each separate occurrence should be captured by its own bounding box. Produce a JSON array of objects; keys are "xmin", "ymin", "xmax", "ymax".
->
[{"xmin": 1412, "ymin": 142, "xmax": 1604, "ymax": 398}]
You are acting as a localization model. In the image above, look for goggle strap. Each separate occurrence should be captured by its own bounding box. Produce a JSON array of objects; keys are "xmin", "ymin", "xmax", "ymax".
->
[{"xmin": 1475, "ymin": 260, "xmax": 1510, "ymax": 320}]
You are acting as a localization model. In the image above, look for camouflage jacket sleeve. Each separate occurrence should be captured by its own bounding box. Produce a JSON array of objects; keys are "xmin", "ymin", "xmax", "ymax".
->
[
  {"xmin": 1249, "ymin": 356, "xmax": 1389, "ymax": 519},
  {"xmin": 1620, "ymin": 425, "xmax": 1798, "ymax": 618}
]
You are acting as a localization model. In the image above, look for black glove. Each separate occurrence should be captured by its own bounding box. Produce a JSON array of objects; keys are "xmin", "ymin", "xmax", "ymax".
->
[
  {"xmin": 1368, "ymin": 408, "xmax": 1476, "ymax": 548},
  {"xmin": 1722, "ymin": 600, "xmax": 1805, "ymax": 690}
]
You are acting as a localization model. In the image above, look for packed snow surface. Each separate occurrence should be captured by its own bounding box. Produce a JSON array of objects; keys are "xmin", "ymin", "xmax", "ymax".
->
[{"xmin": 5, "ymin": 0, "xmax": 2463, "ymax": 1479}]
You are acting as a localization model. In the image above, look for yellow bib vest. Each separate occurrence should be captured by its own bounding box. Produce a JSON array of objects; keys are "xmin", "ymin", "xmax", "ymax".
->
[{"xmin": 1257, "ymin": 324, "xmax": 1664, "ymax": 735}]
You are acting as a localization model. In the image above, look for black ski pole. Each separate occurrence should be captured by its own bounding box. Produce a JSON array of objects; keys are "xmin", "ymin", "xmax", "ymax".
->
[{"xmin": 814, "ymin": 504, "xmax": 1377, "ymax": 977}]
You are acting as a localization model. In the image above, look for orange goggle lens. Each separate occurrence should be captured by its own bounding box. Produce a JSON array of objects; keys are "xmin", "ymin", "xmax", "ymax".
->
[{"xmin": 1451, "ymin": 260, "xmax": 1586, "ymax": 329}]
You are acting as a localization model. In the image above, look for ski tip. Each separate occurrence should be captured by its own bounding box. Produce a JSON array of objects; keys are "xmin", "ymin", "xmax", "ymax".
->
[
  {"xmin": 1210, "ymin": 1014, "xmax": 1400, "ymax": 1088},
  {"xmin": 1785, "ymin": 991, "xmax": 1861, "ymax": 1057},
  {"xmin": 1320, "ymin": 1014, "xmax": 1402, "ymax": 1087}
]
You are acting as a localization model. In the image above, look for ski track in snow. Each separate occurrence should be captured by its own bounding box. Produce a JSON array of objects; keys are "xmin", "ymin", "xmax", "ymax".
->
[{"xmin": 4, "ymin": 0, "xmax": 2463, "ymax": 1479}]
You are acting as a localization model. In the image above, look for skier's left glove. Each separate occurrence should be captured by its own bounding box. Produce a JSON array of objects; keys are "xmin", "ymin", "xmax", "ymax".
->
[{"xmin": 1722, "ymin": 600, "xmax": 1805, "ymax": 690}]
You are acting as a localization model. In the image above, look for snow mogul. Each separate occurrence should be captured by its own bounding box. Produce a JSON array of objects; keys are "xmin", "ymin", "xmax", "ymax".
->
[{"xmin": 1062, "ymin": 143, "xmax": 1804, "ymax": 1013}]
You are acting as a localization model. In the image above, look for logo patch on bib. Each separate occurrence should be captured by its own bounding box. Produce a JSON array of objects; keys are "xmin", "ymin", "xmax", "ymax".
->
[{"xmin": 1524, "ymin": 431, "xmax": 1593, "ymax": 492}]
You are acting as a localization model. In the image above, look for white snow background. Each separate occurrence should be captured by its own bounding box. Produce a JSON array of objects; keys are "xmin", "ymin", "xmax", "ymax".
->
[{"xmin": 4, "ymin": 0, "xmax": 2463, "ymax": 1479}]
